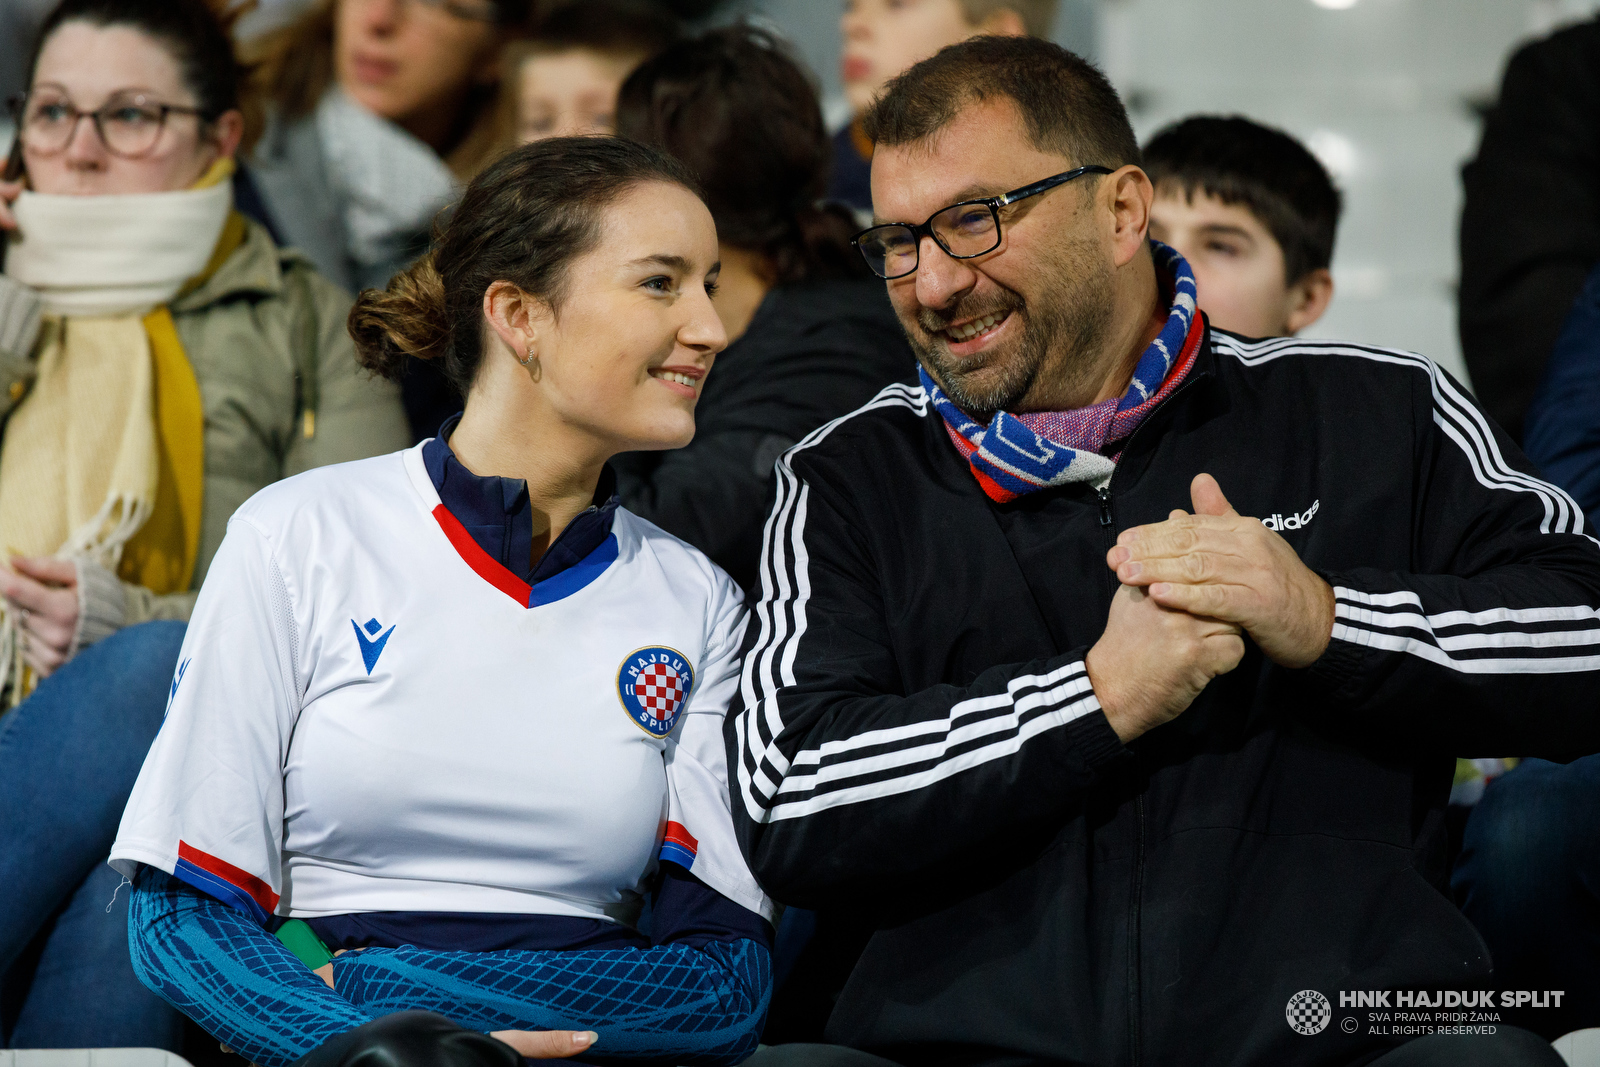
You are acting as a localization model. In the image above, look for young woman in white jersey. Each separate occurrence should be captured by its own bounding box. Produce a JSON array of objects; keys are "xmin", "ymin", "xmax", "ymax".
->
[{"xmin": 112, "ymin": 137, "xmax": 775, "ymax": 1066}]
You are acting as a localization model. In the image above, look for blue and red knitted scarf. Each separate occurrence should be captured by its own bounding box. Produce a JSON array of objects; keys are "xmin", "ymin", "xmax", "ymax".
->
[{"xmin": 922, "ymin": 240, "xmax": 1203, "ymax": 503}]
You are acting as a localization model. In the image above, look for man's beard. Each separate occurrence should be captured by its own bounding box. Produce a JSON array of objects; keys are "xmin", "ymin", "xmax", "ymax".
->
[{"xmin": 906, "ymin": 231, "xmax": 1115, "ymax": 421}]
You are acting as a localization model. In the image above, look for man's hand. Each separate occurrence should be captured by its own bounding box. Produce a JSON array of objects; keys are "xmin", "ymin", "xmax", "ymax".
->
[
  {"xmin": 1106, "ymin": 474, "xmax": 1335, "ymax": 669},
  {"xmin": 1085, "ymin": 582, "xmax": 1246, "ymax": 743},
  {"xmin": 2, "ymin": 556, "xmax": 80, "ymax": 677},
  {"xmin": 490, "ymin": 1029, "xmax": 598, "ymax": 1059}
]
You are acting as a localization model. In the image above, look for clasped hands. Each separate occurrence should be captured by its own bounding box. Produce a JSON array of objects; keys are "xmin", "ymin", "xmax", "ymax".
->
[{"xmin": 1084, "ymin": 474, "xmax": 1336, "ymax": 744}]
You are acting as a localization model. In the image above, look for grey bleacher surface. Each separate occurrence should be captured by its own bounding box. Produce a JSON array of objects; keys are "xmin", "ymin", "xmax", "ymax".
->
[{"xmin": 0, "ymin": 1052, "xmax": 192, "ymax": 1067}]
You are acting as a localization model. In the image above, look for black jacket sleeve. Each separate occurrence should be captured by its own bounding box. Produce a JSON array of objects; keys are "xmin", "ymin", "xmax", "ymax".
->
[
  {"xmin": 723, "ymin": 450, "xmax": 1126, "ymax": 909},
  {"xmin": 1308, "ymin": 357, "xmax": 1600, "ymax": 761},
  {"xmin": 1459, "ymin": 19, "xmax": 1600, "ymax": 442}
]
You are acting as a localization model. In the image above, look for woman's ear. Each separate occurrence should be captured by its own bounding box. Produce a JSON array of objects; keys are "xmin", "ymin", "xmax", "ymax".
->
[
  {"xmin": 210, "ymin": 109, "xmax": 245, "ymax": 160},
  {"xmin": 483, "ymin": 279, "xmax": 553, "ymax": 368}
]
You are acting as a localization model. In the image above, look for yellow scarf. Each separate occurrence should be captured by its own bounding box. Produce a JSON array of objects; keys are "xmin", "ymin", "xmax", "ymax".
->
[{"xmin": 0, "ymin": 159, "xmax": 241, "ymax": 701}]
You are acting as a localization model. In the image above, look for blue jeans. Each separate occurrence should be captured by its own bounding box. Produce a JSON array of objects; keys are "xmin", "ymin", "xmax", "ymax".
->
[
  {"xmin": 1453, "ymin": 755, "xmax": 1600, "ymax": 1040},
  {"xmin": 0, "ymin": 621, "xmax": 187, "ymax": 1048}
]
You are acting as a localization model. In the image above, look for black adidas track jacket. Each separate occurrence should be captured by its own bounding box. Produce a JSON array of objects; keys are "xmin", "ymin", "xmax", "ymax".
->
[{"xmin": 726, "ymin": 326, "xmax": 1600, "ymax": 1067}]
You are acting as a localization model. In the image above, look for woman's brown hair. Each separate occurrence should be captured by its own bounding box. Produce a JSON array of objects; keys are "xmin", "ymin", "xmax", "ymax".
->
[
  {"xmin": 614, "ymin": 25, "xmax": 866, "ymax": 286},
  {"xmin": 348, "ymin": 136, "xmax": 699, "ymax": 395},
  {"xmin": 243, "ymin": 0, "xmax": 529, "ymax": 178}
]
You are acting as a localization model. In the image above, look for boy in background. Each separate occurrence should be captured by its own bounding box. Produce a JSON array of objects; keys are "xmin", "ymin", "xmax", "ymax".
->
[
  {"xmin": 832, "ymin": 0, "xmax": 1057, "ymax": 211},
  {"xmin": 506, "ymin": 1, "xmax": 679, "ymax": 145},
  {"xmin": 1143, "ymin": 115, "xmax": 1340, "ymax": 338}
]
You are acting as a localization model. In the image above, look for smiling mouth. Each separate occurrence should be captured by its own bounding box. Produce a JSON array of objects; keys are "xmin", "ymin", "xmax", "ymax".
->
[
  {"xmin": 650, "ymin": 369, "xmax": 698, "ymax": 388},
  {"xmin": 942, "ymin": 310, "xmax": 1011, "ymax": 344}
]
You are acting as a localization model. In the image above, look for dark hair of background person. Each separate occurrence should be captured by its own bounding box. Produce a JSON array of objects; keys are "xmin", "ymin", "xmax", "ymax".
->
[
  {"xmin": 5, "ymin": 0, "xmax": 252, "ymax": 181},
  {"xmin": 243, "ymin": 0, "xmax": 531, "ymax": 177},
  {"xmin": 527, "ymin": 0, "xmax": 681, "ymax": 60},
  {"xmin": 348, "ymin": 136, "xmax": 700, "ymax": 396},
  {"xmin": 615, "ymin": 25, "xmax": 868, "ymax": 287},
  {"xmin": 1143, "ymin": 115, "xmax": 1342, "ymax": 284},
  {"xmin": 863, "ymin": 35, "xmax": 1140, "ymax": 176}
]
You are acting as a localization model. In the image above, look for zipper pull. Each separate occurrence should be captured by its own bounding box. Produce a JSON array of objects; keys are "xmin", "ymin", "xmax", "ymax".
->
[{"xmin": 1097, "ymin": 486, "xmax": 1113, "ymax": 528}]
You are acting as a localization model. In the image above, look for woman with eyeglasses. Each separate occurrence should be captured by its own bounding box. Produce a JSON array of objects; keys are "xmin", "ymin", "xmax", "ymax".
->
[
  {"xmin": 245, "ymin": 0, "xmax": 534, "ymax": 442},
  {"xmin": 0, "ymin": 0, "xmax": 409, "ymax": 1048},
  {"xmin": 113, "ymin": 137, "xmax": 773, "ymax": 1066}
]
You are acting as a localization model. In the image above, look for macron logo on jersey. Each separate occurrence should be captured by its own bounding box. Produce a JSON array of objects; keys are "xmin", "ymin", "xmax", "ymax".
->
[{"xmin": 352, "ymin": 618, "xmax": 395, "ymax": 675}]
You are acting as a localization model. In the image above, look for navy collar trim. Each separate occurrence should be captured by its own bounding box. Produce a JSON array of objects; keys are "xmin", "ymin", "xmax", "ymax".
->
[{"xmin": 423, "ymin": 414, "xmax": 620, "ymax": 603}]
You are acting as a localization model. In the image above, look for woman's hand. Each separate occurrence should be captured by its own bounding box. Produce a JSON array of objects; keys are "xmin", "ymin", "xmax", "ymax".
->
[
  {"xmin": 2, "ymin": 556, "xmax": 80, "ymax": 677},
  {"xmin": 314, "ymin": 952, "xmax": 596, "ymax": 1058},
  {"xmin": 490, "ymin": 1030, "xmax": 598, "ymax": 1059},
  {"xmin": 0, "ymin": 178, "xmax": 22, "ymax": 232}
]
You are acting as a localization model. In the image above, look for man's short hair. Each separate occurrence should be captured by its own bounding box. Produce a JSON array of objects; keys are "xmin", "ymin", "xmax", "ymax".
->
[
  {"xmin": 863, "ymin": 36, "xmax": 1140, "ymax": 175},
  {"xmin": 1142, "ymin": 115, "xmax": 1342, "ymax": 283},
  {"xmin": 957, "ymin": 0, "xmax": 1059, "ymax": 38}
]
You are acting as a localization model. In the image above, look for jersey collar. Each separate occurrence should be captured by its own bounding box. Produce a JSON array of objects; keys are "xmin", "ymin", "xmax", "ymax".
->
[{"xmin": 419, "ymin": 418, "xmax": 620, "ymax": 608}]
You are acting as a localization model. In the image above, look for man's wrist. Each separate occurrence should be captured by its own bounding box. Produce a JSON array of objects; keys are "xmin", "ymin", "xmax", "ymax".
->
[{"xmin": 1085, "ymin": 642, "xmax": 1144, "ymax": 744}]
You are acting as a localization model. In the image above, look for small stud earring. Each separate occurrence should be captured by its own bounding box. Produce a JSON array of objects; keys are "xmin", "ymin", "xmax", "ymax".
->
[{"xmin": 519, "ymin": 345, "xmax": 536, "ymax": 367}]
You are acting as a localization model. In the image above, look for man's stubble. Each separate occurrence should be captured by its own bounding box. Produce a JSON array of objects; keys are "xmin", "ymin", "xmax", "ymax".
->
[{"xmin": 906, "ymin": 223, "xmax": 1115, "ymax": 421}]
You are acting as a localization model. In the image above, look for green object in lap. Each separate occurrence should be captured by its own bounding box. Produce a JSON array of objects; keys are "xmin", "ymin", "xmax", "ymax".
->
[{"xmin": 275, "ymin": 918, "xmax": 334, "ymax": 971}]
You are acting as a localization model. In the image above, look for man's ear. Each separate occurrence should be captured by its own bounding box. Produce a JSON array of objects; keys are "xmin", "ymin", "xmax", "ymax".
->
[
  {"xmin": 1284, "ymin": 267, "xmax": 1334, "ymax": 335},
  {"xmin": 976, "ymin": 7, "xmax": 1028, "ymax": 36},
  {"xmin": 1106, "ymin": 165, "xmax": 1155, "ymax": 269}
]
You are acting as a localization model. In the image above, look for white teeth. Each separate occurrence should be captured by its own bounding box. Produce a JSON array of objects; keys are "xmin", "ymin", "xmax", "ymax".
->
[
  {"xmin": 945, "ymin": 311, "xmax": 1006, "ymax": 342},
  {"xmin": 653, "ymin": 370, "xmax": 696, "ymax": 388}
]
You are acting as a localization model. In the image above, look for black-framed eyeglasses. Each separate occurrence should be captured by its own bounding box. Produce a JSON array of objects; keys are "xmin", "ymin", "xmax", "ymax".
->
[
  {"xmin": 853, "ymin": 165, "xmax": 1114, "ymax": 280},
  {"xmin": 7, "ymin": 91, "xmax": 209, "ymax": 159}
]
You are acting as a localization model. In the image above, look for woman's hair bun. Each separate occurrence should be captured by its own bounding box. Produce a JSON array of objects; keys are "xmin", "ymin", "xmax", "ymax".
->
[{"xmin": 347, "ymin": 252, "xmax": 450, "ymax": 381}]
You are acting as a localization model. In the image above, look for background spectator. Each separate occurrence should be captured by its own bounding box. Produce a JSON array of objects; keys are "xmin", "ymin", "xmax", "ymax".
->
[
  {"xmin": 0, "ymin": 0, "xmax": 408, "ymax": 1047},
  {"xmin": 504, "ymin": 0, "xmax": 680, "ymax": 145},
  {"xmin": 613, "ymin": 25, "xmax": 914, "ymax": 590},
  {"xmin": 1458, "ymin": 15, "xmax": 1600, "ymax": 444},
  {"xmin": 242, "ymin": 0, "xmax": 533, "ymax": 442},
  {"xmin": 1448, "ymin": 263, "xmax": 1600, "ymax": 1041},
  {"xmin": 1524, "ymin": 261, "xmax": 1600, "ymax": 529},
  {"xmin": 831, "ymin": 0, "xmax": 1057, "ymax": 213},
  {"xmin": 1144, "ymin": 115, "xmax": 1338, "ymax": 339}
]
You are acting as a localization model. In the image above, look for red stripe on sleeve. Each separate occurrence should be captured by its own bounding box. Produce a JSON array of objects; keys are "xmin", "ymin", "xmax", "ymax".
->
[
  {"xmin": 177, "ymin": 840, "xmax": 281, "ymax": 913},
  {"xmin": 431, "ymin": 504, "xmax": 534, "ymax": 605},
  {"xmin": 663, "ymin": 820, "xmax": 699, "ymax": 853}
]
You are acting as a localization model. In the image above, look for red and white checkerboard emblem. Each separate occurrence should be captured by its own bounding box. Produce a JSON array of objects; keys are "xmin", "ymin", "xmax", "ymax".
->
[
  {"xmin": 618, "ymin": 646, "xmax": 694, "ymax": 737},
  {"xmin": 633, "ymin": 661, "xmax": 684, "ymax": 719}
]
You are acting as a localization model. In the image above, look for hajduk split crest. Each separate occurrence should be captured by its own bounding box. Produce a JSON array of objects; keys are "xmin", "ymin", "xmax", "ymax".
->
[{"xmin": 617, "ymin": 646, "xmax": 694, "ymax": 737}]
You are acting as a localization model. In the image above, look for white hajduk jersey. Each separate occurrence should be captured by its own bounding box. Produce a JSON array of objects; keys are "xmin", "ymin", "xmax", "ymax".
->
[{"xmin": 111, "ymin": 442, "xmax": 773, "ymax": 928}]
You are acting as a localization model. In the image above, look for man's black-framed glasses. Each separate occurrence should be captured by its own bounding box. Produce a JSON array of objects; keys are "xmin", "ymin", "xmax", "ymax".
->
[
  {"xmin": 853, "ymin": 165, "xmax": 1114, "ymax": 280},
  {"xmin": 8, "ymin": 90, "xmax": 209, "ymax": 158}
]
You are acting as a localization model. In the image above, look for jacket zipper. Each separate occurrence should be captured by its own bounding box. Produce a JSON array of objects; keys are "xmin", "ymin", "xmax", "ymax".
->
[
  {"xmin": 1103, "ymin": 366, "xmax": 1206, "ymax": 1067},
  {"xmin": 1128, "ymin": 788, "xmax": 1146, "ymax": 1066}
]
